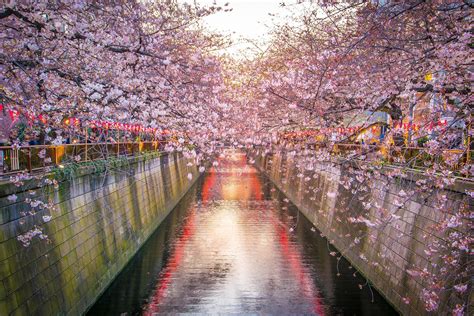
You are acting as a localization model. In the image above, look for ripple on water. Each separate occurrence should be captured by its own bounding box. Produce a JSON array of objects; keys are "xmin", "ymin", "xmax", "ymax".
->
[{"xmin": 88, "ymin": 152, "xmax": 398, "ymax": 316}]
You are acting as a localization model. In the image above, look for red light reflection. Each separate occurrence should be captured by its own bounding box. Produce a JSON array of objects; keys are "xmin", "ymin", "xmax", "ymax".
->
[{"xmin": 144, "ymin": 151, "xmax": 325, "ymax": 315}]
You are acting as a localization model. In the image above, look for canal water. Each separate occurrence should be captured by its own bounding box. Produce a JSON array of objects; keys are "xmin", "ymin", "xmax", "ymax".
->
[{"xmin": 88, "ymin": 151, "xmax": 397, "ymax": 315}]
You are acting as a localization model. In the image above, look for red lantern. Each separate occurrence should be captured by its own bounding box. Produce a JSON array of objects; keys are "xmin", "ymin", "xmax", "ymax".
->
[
  {"xmin": 38, "ymin": 114, "xmax": 47, "ymax": 124},
  {"xmin": 8, "ymin": 110, "xmax": 19, "ymax": 121}
]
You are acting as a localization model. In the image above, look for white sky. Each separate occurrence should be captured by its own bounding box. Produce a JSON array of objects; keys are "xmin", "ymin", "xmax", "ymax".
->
[{"xmin": 179, "ymin": 0, "xmax": 305, "ymax": 57}]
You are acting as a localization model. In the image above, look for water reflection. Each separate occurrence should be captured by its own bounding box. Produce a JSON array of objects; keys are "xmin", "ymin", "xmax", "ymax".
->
[{"xmin": 88, "ymin": 151, "xmax": 397, "ymax": 315}]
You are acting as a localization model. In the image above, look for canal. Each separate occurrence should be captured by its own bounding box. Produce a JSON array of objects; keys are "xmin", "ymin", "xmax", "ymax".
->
[{"xmin": 88, "ymin": 151, "xmax": 397, "ymax": 315}]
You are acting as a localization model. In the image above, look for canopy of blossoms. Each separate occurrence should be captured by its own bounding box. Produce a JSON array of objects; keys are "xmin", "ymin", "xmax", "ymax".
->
[
  {"xmin": 1, "ymin": 0, "xmax": 233, "ymax": 149},
  {"xmin": 1, "ymin": 0, "xmax": 472, "ymax": 314}
]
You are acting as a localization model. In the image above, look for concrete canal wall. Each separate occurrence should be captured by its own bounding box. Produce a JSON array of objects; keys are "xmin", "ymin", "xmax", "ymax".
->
[
  {"xmin": 0, "ymin": 152, "xmax": 199, "ymax": 315},
  {"xmin": 254, "ymin": 150, "xmax": 472, "ymax": 316}
]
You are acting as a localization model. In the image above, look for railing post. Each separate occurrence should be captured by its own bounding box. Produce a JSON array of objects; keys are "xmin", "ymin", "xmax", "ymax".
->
[
  {"xmin": 117, "ymin": 130, "xmax": 120, "ymax": 157},
  {"xmin": 85, "ymin": 127, "xmax": 88, "ymax": 162},
  {"xmin": 27, "ymin": 147, "xmax": 32, "ymax": 172},
  {"xmin": 467, "ymin": 119, "xmax": 471, "ymax": 164},
  {"xmin": 0, "ymin": 147, "xmax": 4, "ymax": 173},
  {"xmin": 387, "ymin": 144, "xmax": 391, "ymax": 163},
  {"xmin": 12, "ymin": 148, "xmax": 19, "ymax": 171}
]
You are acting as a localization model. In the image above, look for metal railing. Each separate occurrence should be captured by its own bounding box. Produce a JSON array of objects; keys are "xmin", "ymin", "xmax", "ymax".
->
[
  {"xmin": 326, "ymin": 143, "xmax": 472, "ymax": 173},
  {"xmin": 1, "ymin": 140, "xmax": 470, "ymax": 177},
  {"xmin": 0, "ymin": 141, "xmax": 166, "ymax": 175}
]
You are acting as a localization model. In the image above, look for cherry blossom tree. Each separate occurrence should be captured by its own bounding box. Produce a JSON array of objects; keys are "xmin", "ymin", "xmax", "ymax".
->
[
  {"xmin": 1, "ymin": 0, "xmax": 232, "ymax": 145},
  {"xmin": 1, "ymin": 0, "xmax": 472, "ymax": 313},
  {"xmin": 237, "ymin": 1, "xmax": 472, "ymax": 313},
  {"xmin": 240, "ymin": 1, "xmax": 471, "ymax": 139}
]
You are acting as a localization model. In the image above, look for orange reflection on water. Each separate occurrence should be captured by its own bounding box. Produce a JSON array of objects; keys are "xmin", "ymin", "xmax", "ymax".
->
[{"xmin": 143, "ymin": 151, "xmax": 324, "ymax": 315}]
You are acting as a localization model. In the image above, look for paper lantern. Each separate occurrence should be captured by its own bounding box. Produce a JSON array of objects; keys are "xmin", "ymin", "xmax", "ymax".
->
[
  {"xmin": 8, "ymin": 110, "xmax": 19, "ymax": 121},
  {"xmin": 38, "ymin": 114, "xmax": 47, "ymax": 124}
]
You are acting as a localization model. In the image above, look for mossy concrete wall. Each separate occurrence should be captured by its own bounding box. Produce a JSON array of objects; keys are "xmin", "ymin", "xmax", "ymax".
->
[
  {"xmin": 254, "ymin": 150, "xmax": 472, "ymax": 316},
  {"xmin": 0, "ymin": 152, "xmax": 199, "ymax": 315}
]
